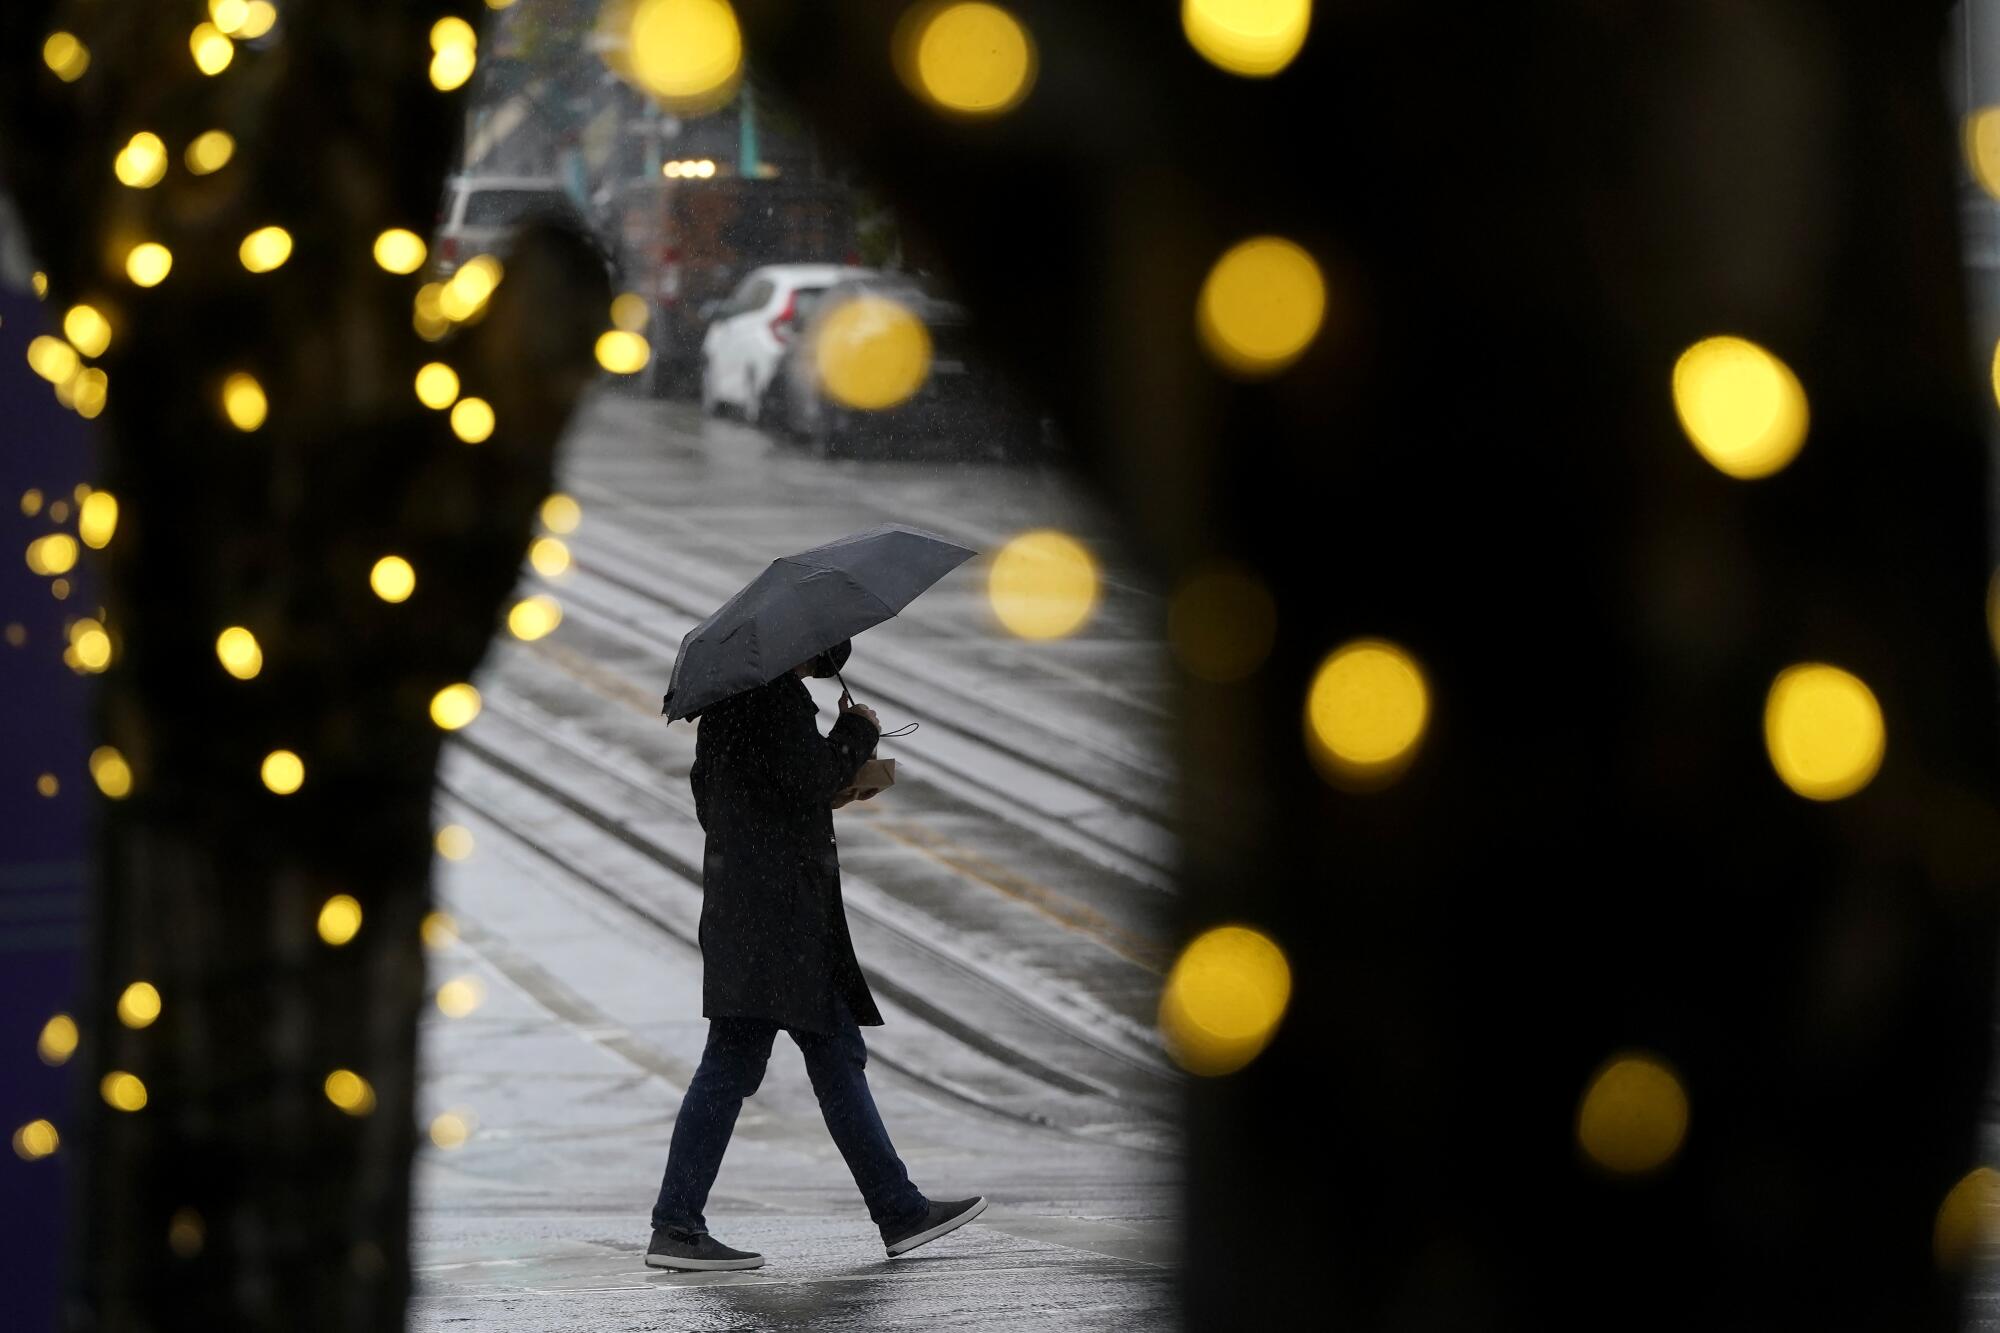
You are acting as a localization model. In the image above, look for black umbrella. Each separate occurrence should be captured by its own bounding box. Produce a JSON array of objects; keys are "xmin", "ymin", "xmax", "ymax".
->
[{"xmin": 661, "ymin": 523, "xmax": 977, "ymax": 721}]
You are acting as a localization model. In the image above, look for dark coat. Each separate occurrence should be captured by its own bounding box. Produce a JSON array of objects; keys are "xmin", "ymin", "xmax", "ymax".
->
[{"xmin": 689, "ymin": 673, "xmax": 883, "ymax": 1034}]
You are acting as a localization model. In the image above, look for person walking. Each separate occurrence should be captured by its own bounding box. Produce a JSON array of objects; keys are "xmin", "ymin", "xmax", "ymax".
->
[{"xmin": 645, "ymin": 638, "xmax": 987, "ymax": 1272}]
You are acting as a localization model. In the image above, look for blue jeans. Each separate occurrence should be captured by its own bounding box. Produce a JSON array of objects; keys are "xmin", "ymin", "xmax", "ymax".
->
[{"xmin": 652, "ymin": 1014, "xmax": 928, "ymax": 1238}]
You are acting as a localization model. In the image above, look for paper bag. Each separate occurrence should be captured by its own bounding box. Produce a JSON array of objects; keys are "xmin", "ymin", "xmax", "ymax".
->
[{"xmin": 832, "ymin": 758, "xmax": 896, "ymax": 809}]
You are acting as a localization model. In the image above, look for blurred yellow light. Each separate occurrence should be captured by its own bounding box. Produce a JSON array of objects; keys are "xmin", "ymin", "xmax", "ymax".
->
[
  {"xmin": 431, "ymin": 43, "xmax": 477, "ymax": 92},
  {"xmin": 813, "ymin": 295, "xmax": 932, "ymax": 409},
  {"xmin": 507, "ymin": 594, "xmax": 563, "ymax": 641},
  {"xmin": 450, "ymin": 397, "xmax": 495, "ymax": 443},
  {"xmin": 414, "ymin": 362, "xmax": 460, "ymax": 410},
  {"xmin": 323, "ymin": 1069, "xmax": 376, "ymax": 1116},
  {"xmin": 429, "ymin": 1111, "xmax": 472, "ymax": 1149},
  {"xmin": 1182, "ymin": 0, "xmax": 1311, "ymax": 77},
  {"xmin": 71, "ymin": 367, "xmax": 108, "ymax": 420},
  {"xmin": 1304, "ymin": 638, "xmax": 1428, "ymax": 787},
  {"xmin": 430, "ymin": 683, "xmax": 483, "ymax": 730},
  {"xmin": 186, "ymin": 129, "xmax": 235, "ymax": 175},
  {"xmin": 1671, "ymin": 335, "xmax": 1808, "ymax": 479},
  {"xmin": 49, "ymin": 580, "xmax": 70, "ymax": 601},
  {"xmin": 168, "ymin": 1208, "xmax": 206, "ymax": 1258},
  {"xmin": 370, "ymin": 555, "xmax": 416, "ymax": 603},
  {"xmin": 211, "ymin": 0, "xmax": 250, "ymax": 34},
  {"xmin": 215, "ymin": 626, "xmax": 262, "ymax": 680},
  {"xmin": 1970, "ymin": 109, "xmax": 2000, "ymax": 201},
  {"xmin": 79, "ymin": 491, "xmax": 118, "ymax": 549},
  {"xmin": 31, "ymin": 270, "xmax": 47, "ymax": 298},
  {"xmin": 530, "ymin": 537, "xmax": 572, "ymax": 577},
  {"xmin": 26, "ymin": 534, "xmax": 80, "ymax": 576},
  {"xmin": 610, "ymin": 293, "xmax": 650, "ymax": 331},
  {"xmin": 422, "ymin": 910, "xmax": 459, "ymax": 950},
  {"xmin": 221, "ymin": 372, "xmax": 267, "ymax": 431},
  {"xmin": 44, "ymin": 32, "xmax": 90, "ymax": 81},
  {"xmin": 26, "ymin": 336, "xmax": 79, "ymax": 384},
  {"xmin": 1168, "ymin": 566, "xmax": 1277, "ymax": 683},
  {"xmin": 37, "ymin": 1014, "xmax": 78, "ymax": 1065},
  {"xmin": 90, "ymin": 746, "xmax": 132, "ymax": 799},
  {"xmin": 64, "ymin": 305, "xmax": 111, "ymax": 358},
  {"xmin": 435, "ymin": 824, "xmax": 475, "ymax": 861},
  {"xmin": 317, "ymin": 894, "xmax": 363, "ymax": 946},
  {"xmin": 540, "ymin": 493, "xmax": 582, "ymax": 533},
  {"xmin": 903, "ymin": 2, "xmax": 1037, "ymax": 116},
  {"xmin": 595, "ymin": 329, "xmax": 653, "ymax": 374},
  {"xmin": 413, "ymin": 285, "xmax": 451, "ymax": 341},
  {"xmin": 373, "ymin": 228, "xmax": 428, "ymax": 275},
  {"xmin": 1576, "ymin": 1053, "xmax": 1688, "ymax": 1175},
  {"xmin": 432, "ymin": 16, "xmax": 477, "ymax": 51},
  {"xmin": 113, "ymin": 132, "xmax": 168, "ymax": 189},
  {"xmin": 436, "ymin": 975, "xmax": 487, "ymax": 1018},
  {"xmin": 1158, "ymin": 925, "xmax": 1292, "ymax": 1076},
  {"xmin": 1763, "ymin": 663, "xmax": 1884, "ymax": 801},
  {"xmin": 439, "ymin": 255, "xmax": 503, "ymax": 320},
  {"xmin": 101, "ymin": 1071, "xmax": 148, "ymax": 1112},
  {"xmin": 625, "ymin": 0, "xmax": 744, "ymax": 112},
  {"xmin": 21, "ymin": 489, "xmax": 42, "ymax": 516},
  {"xmin": 190, "ymin": 23, "xmax": 235, "ymax": 75},
  {"xmin": 35, "ymin": 773, "xmax": 59, "ymax": 797},
  {"xmin": 238, "ymin": 1, "xmax": 278, "ymax": 39},
  {"xmin": 238, "ymin": 226, "xmax": 292, "ymax": 274},
  {"xmin": 71, "ymin": 619, "xmax": 111, "ymax": 672},
  {"xmin": 1197, "ymin": 236, "xmax": 1325, "ymax": 376},
  {"xmin": 13, "ymin": 1120, "xmax": 60, "ymax": 1161},
  {"xmin": 987, "ymin": 530, "xmax": 1100, "ymax": 639},
  {"xmin": 1936, "ymin": 1167, "xmax": 2000, "ymax": 1269},
  {"xmin": 125, "ymin": 242, "xmax": 173, "ymax": 287},
  {"xmin": 117, "ymin": 981, "xmax": 161, "ymax": 1029},
  {"xmin": 4, "ymin": 623, "xmax": 23, "ymax": 647},
  {"xmin": 261, "ymin": 749, "xmax": 304, "ymax": 795}
]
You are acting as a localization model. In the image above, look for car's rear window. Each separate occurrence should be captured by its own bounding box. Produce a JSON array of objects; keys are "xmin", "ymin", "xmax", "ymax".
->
[{"xmin": 461, "ymin": 189, "xmax": 568, "ymax": 226}]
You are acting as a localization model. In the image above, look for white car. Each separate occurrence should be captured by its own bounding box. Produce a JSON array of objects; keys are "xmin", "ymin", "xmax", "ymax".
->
[
  {"xmin": 433, "ymin": 175, "xmax": 573, "ymax": 275},
  {"xmin": 700, "ymin": 263, "xmax": 872, "ymax": 422}
]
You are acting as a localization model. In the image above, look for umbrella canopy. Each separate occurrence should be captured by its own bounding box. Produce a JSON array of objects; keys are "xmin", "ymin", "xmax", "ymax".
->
[{"xmin": 661, "ymin": 523, "xmax": 977, "ymax": 721}]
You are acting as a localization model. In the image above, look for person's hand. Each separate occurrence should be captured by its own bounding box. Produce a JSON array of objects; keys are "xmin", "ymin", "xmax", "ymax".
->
[{"xmin": 839, "ymin": 691, "xmax": 879, "ymax": 729}]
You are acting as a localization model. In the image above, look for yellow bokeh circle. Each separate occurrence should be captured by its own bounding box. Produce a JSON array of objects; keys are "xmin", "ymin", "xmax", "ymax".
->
[
  {"xmin": 430, "ymin": 1112, "xmax": 472, "ymax": 1150},
  {"xmin": 126, "ymin": 242, "xmax": 173, "ymax": 288},
  {"xmin": 373, "ymin": 228, "xmax": 428, "ymax": 275},
  {"xmin": 540, "ymin": 493, "xmax": 582, "ymax": 534},
  {"xmin": 1763, "ymin": 663, "xmax": 1884, "ymax": 801},
  {"xmin": 370, "ymin": 555, "xmax": 417, "ymax": 603},
  {"xmin": 186, "ymin": 130, "xmax": 235, "ymax": 175},
  {"xmin": 190, "ymin": 23, "xmax": 234, "ymax": 75},
  {"xmin": 436, "ymin": 976, "xmax": 487, "ymax": 1018},
  {"xmin": 64, "ymin": 304, "xmax": 112, "ymax": 357},
  {"xmin": 317, "ymin": 894, "xmax": 363, "ymax": 946},
  {"xmin": 1303, "ymin": 638, "xmax": 1428, "ymax": 787},
  {"xmin": 324, "ymin": 1069, "xmax": 376, "ymax": 1116},
  {"xmin": 508, "ymin": 594, "xmax": 563, "ymax": 641},
  {"xmin": 1970, "ymin": 109, "xmax": 2000, "ymax": 201},
  {"xmin": 414, "ymin": 362, "xmax": 460, "ymax": 410},
  {"xmin": 1935, "ymin": 1167, "xmax": 2000, "ymax": 1269},
  {"xmin": 1671, "ymin": 335, "xmax": 1808, "ymax": 479},
  {"xmin": 813, "ymin": 295, "xmax": 933, "ymax": 410},
  {"xmin": 1182, "ymin": 0, "xmax": 1312, "ymax": 78},
  {"xmin": 261, "ymin": 749, "xmax": 304, "ymax": 795},
  {"xmin": 626, "ymin": 0, "xmax": 744, "ymax": 112},
  {"xmin": 38, "ymin": 1014, "xmax": 79, "ymax": 1065},
  {"xmin": 430, "ymin": 683, "xmax": 483, "ymax": 730},
  {"xmin": 1576, "ymin": 1053, "xmax": 1688, "ymax": 1175},
  {"xmin": 90, "ymin": 746, "xmax": 133, "ymax": 799},
  {"xmin": 239, "ymin": 225, "xmax": 293, "ymax": 274},
  {"xmin": 13, "ymin": 1119, "xmax": 59, "ymax": 1160},
  {"xmin": 903, "ymin": 2, "xmax": 1037, "ymax": 117},
  {"xmin": 215, "ymin": 626, "xmax": 262, "ymax": 680},
  {"xmin": 44, "ymin": 32, "xmax": 90, "ymax": 82},
  {"xmin": 610, "ymin": 293, "xmax": 651, "ymax": 331},
  {"xmin": 987, "ymin": 530, "xmax": 1100, "ymax": 640},
  {"xmin": 529, "ymin": 537, "xmax": 572, "ymax": 577},
  {"xmin": 222, "ymin": 373, "xmax": 267, "ymax": 431},
  {"xmin": 78, "ymin": 491, "xmax": 118, "ymax": 548},
  {"xmin": 117, "ymin": 981, "xmax": 161, "ymax": 1029},
  {"xmin": 113, "ymin": 132, "xmax": 168, "ymax": 189},
  {"xmin": 595, "ymin": 329, "xmax": 653, "ymax": 374},
  {"xmin": 1158, "ymin": 925, "xmax": 1292, "ymax": 1076},
  {"xmin": 1197, "ymin": 236, "xmax": 1326, "ymax": 377},
  {"xmin": 435, "ymin": 824, "xmax": 476, "ymax": 861},
  {"xmin": 450, "ymin": 397, "xmax": 495, "ymax": 444},
  {"xmin": 101, "ymin": 1071, "xmax": 148, "ymax": 1112}
]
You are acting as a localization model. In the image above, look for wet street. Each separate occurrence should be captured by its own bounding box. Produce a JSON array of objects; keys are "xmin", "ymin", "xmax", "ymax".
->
[{"xmin": 409, "ymin": 392, "xmax": 1182, "ymax": 1330}]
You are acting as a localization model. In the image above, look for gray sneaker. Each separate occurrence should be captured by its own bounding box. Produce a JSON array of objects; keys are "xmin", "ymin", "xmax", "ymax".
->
[
  {"xmin": 645, "ymin": 1225, "xmax": 765, "ymax": 1271},
  {"xmin": 884, "ymin": 1196, "xmax": 988, "ymax": 1257}
]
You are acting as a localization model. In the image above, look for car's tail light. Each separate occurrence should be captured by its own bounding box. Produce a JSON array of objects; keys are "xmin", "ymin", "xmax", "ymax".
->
[
  {"xmin": 437, "ymin": 235, "xmax": 459, "ymax": 268},
  {"xmin": 769, "ymin": 291, "xmax": 798, "ymax": 344}
]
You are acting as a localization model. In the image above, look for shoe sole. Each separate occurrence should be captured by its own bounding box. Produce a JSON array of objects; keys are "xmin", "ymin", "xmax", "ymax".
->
[
  {"xmin": 644, "ymin": 1253, "xmax": 765, "ymax": 1271},
  {"xmin": 885, "ymin": 1197, "xmax": 989, "ymax": 1257}
]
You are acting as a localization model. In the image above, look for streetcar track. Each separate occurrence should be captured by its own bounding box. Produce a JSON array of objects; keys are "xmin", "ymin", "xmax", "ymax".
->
[{"xmin": 443, "ymin": 726, "xmax": 1181, "ymax": 1097}]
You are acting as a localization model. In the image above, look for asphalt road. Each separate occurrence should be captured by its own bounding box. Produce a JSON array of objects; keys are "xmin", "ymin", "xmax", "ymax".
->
[{"xmin": 410, "ymin": 392, "xmax": 1182, "ymax": 1331}]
